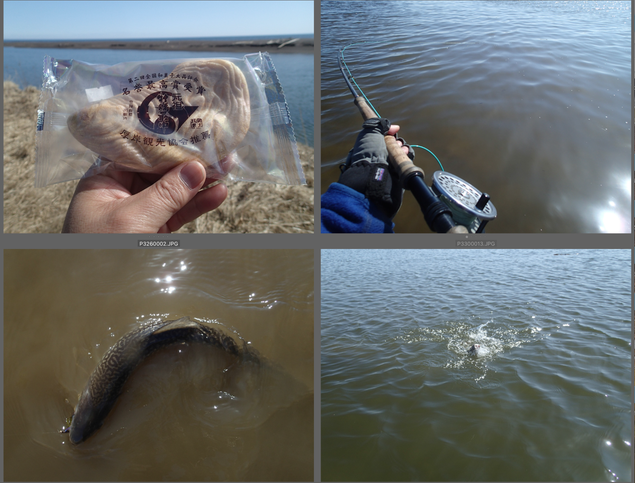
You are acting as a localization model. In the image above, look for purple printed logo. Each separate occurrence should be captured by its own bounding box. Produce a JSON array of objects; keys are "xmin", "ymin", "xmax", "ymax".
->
[
  {"xmin": 374, "ymin": 167, "xmax": 385, "ymax": 181},
  {"xmin": 137, "ymin": 91, "xmax": 198, "ymax": 135}
]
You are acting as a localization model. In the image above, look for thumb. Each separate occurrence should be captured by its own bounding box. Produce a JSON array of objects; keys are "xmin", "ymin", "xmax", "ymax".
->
[{"xmin": 127, "ymin": 161, "xmax": 207, "ymax": 231}]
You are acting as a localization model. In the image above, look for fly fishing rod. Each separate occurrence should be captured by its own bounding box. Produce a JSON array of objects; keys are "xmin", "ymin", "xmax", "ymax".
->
[{"xmin": 338, "ymin": 45, "xmax": 496, "ymax": 233}]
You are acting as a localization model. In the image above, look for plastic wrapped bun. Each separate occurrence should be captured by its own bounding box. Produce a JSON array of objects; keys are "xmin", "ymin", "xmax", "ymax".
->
[
  {"xmin": 66, "ymin": 59, "xmax": 250, "ymax": 177},
  {"xmin": 35, "ymin": 53, "xmax": 305, "ymax": 187}
]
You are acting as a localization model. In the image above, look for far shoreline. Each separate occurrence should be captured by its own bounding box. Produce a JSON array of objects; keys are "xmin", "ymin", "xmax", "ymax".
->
[{"xmin": 3, "ymin": 37, "xmax": 314, "ymax": 54}]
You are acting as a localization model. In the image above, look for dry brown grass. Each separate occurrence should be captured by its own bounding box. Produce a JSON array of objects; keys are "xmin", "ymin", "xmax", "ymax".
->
[{"xmin": 3, "ymin": 81, "xmax": 314, "ymax": 233}]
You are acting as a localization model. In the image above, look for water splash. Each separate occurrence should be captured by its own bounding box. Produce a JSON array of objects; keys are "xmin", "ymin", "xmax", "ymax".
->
[{"xmin": 394, "ymin": 317, "xmax": 549, "ymax": 382}]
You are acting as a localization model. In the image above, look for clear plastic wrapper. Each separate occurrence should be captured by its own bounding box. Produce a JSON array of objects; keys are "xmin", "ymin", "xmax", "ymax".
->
[{"xmin": 35, "ymin": 53, "xmax": 305, "ymax": 187}]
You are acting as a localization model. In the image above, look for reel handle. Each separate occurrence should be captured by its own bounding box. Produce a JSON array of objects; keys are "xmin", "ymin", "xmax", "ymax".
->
[{"xmin": 353, "ymin": 96, "xmax": 468, "ymax": 234}]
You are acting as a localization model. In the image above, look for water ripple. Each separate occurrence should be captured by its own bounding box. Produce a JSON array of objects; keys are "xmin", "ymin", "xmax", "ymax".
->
[
  {"xmin": 321, "ymin": 1, "xmax": 630, "ymax": 233},
  {"xmin": 322, "ymin": 249, "xmax": 631, "ymax": 481}
]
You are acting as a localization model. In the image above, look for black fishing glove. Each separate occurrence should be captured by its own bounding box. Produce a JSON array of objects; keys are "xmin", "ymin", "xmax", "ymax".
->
[{"xmin": 338, "ymin": 118, "xmax": 414, "ymax": 220}]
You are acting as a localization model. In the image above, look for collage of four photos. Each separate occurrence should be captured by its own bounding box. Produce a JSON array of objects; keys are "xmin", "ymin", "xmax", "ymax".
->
[{"xmin": 2, "ymin": 0, "xmax": 633, "ymax": 482}]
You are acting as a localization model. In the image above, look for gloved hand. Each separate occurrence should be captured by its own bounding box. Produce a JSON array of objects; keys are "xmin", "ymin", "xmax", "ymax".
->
[{"xmin": 338, "ymin": 118, "xmax": 414, "ymax": 220}]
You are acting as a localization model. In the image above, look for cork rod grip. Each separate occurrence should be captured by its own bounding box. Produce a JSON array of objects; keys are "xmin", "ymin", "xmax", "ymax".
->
[
  {"xmin": 353, "ymin": 95, "xmax": 467, "ymax": 233},
  {"xmin": 353, "ymin": 96, "xmax": 377, "ymax": 120},
  {"xmin": 354, "ymin": 97, "xmax": 424, "ymax": 180}
]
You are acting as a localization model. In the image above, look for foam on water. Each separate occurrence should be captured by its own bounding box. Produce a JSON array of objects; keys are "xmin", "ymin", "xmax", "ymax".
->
[
  {"xmin": 395, "ymin": 317, "xmax": 550, "ymax": 382},
  {"xmin": 322, "ymin": 250, "xmax": 632, "ymax": 481}
]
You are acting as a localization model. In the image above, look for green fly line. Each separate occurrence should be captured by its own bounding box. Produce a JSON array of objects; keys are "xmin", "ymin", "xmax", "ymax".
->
[{"xmin": 340, "ymin": 41, "xmax": 445, "ymax": 172}]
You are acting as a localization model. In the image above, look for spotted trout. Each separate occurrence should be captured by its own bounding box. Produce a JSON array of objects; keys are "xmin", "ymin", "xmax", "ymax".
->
[{"xmin": 66, "ymin": 317, "xmax": 257, "ymax": 444}]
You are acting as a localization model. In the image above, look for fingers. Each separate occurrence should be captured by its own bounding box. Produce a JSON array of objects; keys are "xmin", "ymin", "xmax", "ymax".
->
[
  {"xmin": 178, "ymin": 161, "xmax": 207, "ymax": 190},
  {"xmin": 385, "ymin": 125, "xmax": 410, "ymax": 154},
  {"xmin": 162, "ymin": 182, "xmax": 228, "ymax": 233},
  {"xmin": 123, "ymin": 160, "xmax": 208, "ymax": 231},
  {"xmin": 394, "ymin": 138, "xmax": 410, "ymax": 155},
  {"xmin": 386, "ymin": 124, "xmax": 401, "ymax": 136},
  {"xmin": 63, "ymin": 159, "xmax": 228, "ymax": 233},
  {"xmin": 389, "ymin": 130, "xmax": 411, "ymax": 155}
]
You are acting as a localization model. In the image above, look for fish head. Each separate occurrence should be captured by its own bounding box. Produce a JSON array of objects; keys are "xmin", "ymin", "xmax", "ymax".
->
[
  {"xmin": 467, "ymin": 344, "xmax": 481, "ymax": 354},
  {"xmin": 68, "ymin": 385, "xmax": 113, "ymax": 444}
]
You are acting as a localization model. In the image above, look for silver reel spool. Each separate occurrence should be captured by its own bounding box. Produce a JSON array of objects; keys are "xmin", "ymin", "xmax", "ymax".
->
[{"xmin": 431, "ymin": 171, "xmax": 497, "ymax": 233}]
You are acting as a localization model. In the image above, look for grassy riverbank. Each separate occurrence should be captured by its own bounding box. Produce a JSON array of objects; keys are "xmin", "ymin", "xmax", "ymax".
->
[{"xmin": 3, "ymin": 81, "xmax": 313, "ymax": 233}]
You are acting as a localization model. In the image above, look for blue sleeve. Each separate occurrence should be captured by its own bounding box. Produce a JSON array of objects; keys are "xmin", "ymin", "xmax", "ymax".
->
[{"xmin": 320, "ymin": 183, "xmax": 394, "ymax": 233}]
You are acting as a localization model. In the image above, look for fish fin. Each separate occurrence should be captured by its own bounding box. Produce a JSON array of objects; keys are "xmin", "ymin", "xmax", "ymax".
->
[{"xmin": 153, "ymin": 317, "xmax": 199, "ymax": 334}]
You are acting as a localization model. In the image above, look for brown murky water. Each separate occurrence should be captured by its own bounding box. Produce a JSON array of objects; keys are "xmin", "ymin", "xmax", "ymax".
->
[{"xmin": 4, "ymin": 249, "xmax": 314, "ymax": 481}]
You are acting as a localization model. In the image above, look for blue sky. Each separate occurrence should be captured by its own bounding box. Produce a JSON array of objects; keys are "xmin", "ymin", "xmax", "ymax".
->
[{"xmin": 4, "ymin": 1, "xmax": 314, "ymax": 40}]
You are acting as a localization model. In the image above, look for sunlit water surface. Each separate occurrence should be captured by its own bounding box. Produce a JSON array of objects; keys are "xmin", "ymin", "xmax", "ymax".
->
[
  {"xmin": 321, "ymin": 249, "xmax": 631, "ymax": 481},
  {"xmin": 5, "ymin": 249, "xmax": 314, "ymax": 481},
  {"xmin": 321, "ymin": 1, "xmax": 630, "ymax": 232}
]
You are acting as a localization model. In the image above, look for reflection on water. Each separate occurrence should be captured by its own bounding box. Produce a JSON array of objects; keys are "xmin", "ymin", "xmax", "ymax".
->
[
  {"xmin": 321, "ymin": 249, "xmax": 631, "ymax": 481},
  {"xmin": 5, "ymin": 249, "xmax": 314, "ymax": 482},
  {"xmin": 321, "ymin": 1, "xmax": 631, "ymax": 232}
]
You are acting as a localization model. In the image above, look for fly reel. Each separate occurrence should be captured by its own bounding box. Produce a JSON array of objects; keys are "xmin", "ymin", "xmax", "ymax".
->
[{"xmin": 431, "ymin": 171, "xmax": 497, "ymax": 233}]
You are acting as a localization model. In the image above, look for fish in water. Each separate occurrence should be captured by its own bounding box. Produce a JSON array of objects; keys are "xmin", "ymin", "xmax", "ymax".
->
[
  {"xmin": 467, "ymin": 344, "xmax": 480, "ymax": 355},
  {"xmin": 65, "ymin": 317, "xmax": 258, "ymax": 444}
]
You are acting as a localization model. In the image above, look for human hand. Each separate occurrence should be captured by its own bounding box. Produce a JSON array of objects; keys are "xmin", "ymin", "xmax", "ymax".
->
[
  {"xmin": 62, "ymin": 160, "xmax": 227, "ymax": 233},
  {"xmin": 386, "ymin": 124, "xmax": 412, "ymax": 156},
  {"xmin": 337, "ymin": 118, "xmax": 413, "ymax": 220}
]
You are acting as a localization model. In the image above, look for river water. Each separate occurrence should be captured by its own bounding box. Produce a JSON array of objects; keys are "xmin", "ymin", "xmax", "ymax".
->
[
  {"xmin": 320, "ymin": 1, "xmax": 631, "ymax": 233},
  {"xmin": 4, "ymin": 249, "xmax": 314, "ymax": 481},
  {"xmin": 321, "ymin": 249, "xmax": 631, "ymax": 481}
]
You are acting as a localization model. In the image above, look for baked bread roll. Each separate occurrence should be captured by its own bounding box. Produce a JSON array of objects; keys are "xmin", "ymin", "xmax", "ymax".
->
[{"xmin": 67, "ymin": 59, "xmax": 250, "ymax": 176}]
